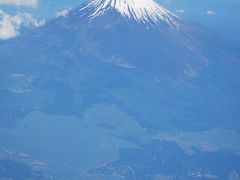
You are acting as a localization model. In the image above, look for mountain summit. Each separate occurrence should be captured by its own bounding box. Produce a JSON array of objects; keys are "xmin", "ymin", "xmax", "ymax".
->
[{"xmin": 76, "ymin": 0, "xmax": 179, "ymax": 27}]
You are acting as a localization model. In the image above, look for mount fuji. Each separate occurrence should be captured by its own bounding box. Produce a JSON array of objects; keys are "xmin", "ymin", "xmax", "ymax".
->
[
  {"xmin": 0, "ymin": 0, "xmax": 240, "ymax": 179},
  {"xmin": 1, "ymin": 0, "xmax": 214, "ymax": 77},
  {"xmin": 1, "ymin": 0, "xmax": 238, "ymax": 78}
]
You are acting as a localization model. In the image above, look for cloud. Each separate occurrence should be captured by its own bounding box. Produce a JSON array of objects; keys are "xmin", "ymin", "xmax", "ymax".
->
[
  {"xmin": 175, "ymin": 9, "xmax": 185, "ymax": 13},
  {"xmin": 206, "ymin": 10, "xmax": 216, "ymax": 16},
  {"xmin": 55, "ymin": 9, "xmax": 69, "ymax": 18},
  {"xmin": 0, "ymin": 0, "xmax": 38, "ymax": 7},
  {"xmin": 0, "ymin": 10, "xmax": 45, "ymax": 40}
]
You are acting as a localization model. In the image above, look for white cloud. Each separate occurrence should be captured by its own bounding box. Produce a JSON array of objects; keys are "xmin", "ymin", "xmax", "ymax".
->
[
  {"xmin": 175, "ymin": 9, "xmax": 185, "ymax": 13},
  {"xmin": 0, "ymin": 10, "xmax": 45, "ymax": 40},
  {"xmin": 206, "ymin": 10, "xmax": 216, "ymax": 16},
  {"xmin": 55, "ymin": 9, "xmax": 69, "ymax": 18},
  {"xmin": 0, "ymin": 0, "xmax": 38, "ymax": 7}
]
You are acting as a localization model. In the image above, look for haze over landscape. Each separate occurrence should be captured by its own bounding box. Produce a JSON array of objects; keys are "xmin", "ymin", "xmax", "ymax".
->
[{"xmin": 0, "ymin": 0, "xmax": 240, "ymax": 179}]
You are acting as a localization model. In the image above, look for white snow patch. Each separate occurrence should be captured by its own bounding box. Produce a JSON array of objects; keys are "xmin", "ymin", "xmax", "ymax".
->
[{"xmin": 80, "ymin": 0, "xmax": 179, "ymax": 27}]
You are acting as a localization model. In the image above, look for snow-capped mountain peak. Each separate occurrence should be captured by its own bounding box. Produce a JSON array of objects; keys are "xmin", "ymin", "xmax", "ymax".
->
[{"xmin": 78, "ymin": 0, "xmax": 179, "ymax": 26}]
